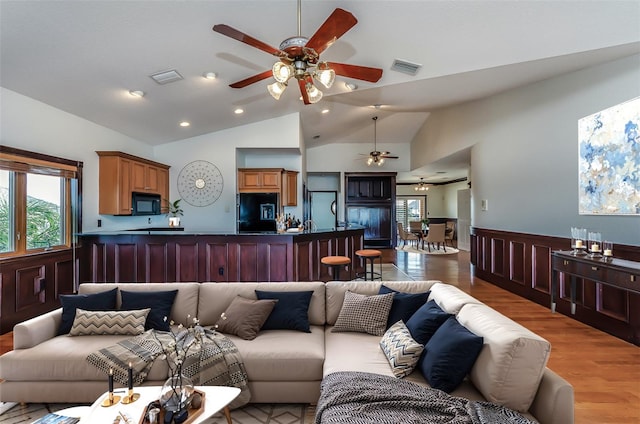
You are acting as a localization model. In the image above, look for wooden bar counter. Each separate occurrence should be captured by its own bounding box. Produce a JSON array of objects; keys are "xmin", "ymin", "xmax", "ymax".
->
[{"xmin": 77, "ymin": 227, "xmax": 365, "ymax": 283}]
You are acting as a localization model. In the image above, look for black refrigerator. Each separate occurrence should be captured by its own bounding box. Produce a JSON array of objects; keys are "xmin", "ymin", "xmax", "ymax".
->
[{"xmin": 237, "ymin": 193, "xmax": 279, "ymax": 233}]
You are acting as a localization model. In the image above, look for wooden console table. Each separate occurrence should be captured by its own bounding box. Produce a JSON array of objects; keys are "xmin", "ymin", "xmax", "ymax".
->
[{"xmin": 551, "ymin": 250, "xmax": 640, "ymax": 315}]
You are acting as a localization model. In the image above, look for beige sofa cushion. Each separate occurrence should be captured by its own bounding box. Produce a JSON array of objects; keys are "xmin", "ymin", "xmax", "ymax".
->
[
  {"xmin": 325, "ymin": 281, "xmax": 438, "ymax": 325},
  {"xmin": 0, "ymin": 334, "xmax": 168, "ymax": 382},
  {"xmin": 78, "ymin": 283, "xmax": 199, "ymax": 327},
  {"xmin": 197, "ymin": 282, "xmax": 325, "ymax": 327},
  {"xmin": 224, "ymin": 326, "xmax": 325, "ymax": 382},
  {"xmin": 428, "ymin": 282, "xmax": 483, "ymax": 314},
  {"xmin": 456, "ymin": 303, "xmax": 551, "ymax": 412}
]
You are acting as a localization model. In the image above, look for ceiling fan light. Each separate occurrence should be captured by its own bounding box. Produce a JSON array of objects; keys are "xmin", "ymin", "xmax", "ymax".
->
[
  {"xmin": 305, "ymin": 83, "xmax": 323, "ymax": 104},
  {"xmin": 315, "ymin": 68, "xmax": 335, "ymax": 89},
  {"xmin": 267, "ymin": 81, "xmax": 287, "ymax": 100},
  {"xmin": 367, "ymin": 156, "xmax": 374, "ymax": 166},
  {"xmin": 272, "ymin": 62, "xmax": 294, "ymax": 83},
  {"xmin": 378, "ymin": 158, "xmax": 385, "ymax": 166}
]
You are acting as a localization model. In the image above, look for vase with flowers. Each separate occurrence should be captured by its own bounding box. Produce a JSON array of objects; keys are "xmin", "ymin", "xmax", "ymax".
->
[
  {"xmin": 154, "ymin": 313, "xmax": 227, "ymax": 419},
  {"xmin": 156, "ymin": 315, "xmax": 201, "ymax": 416}
]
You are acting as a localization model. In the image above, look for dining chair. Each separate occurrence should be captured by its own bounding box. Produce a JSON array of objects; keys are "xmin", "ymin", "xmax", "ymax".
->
[
  {"xmin": 444, "ymin": 220, "xmax": 456, "ymax": 247},
  {"xmin": 397, "ymin": 222, "xmax": 419, "ymax": 248},
  {"xmin": 424, "ymin": 223, "xmax": 446, "ymax": 252}
]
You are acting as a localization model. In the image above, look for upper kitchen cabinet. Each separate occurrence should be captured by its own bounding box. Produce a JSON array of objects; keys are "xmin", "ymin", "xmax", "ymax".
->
[
  {"xmin": 237, "ymin": 168, "xmax": 298, "ymax": 206},
  {"xmin": 97, "ymin": 151, "xmax": 170, "ymax": 215},
  {"xmin": 346, "ymin": 176, "xmax": 393, "ymax": 201},
  {"xmin": 238, "ymin": 168, "xmax": 282, "ymax": 193},
  {"xmin": 282, "ymin": 170, "xmax": 299, "ymax": 206}
]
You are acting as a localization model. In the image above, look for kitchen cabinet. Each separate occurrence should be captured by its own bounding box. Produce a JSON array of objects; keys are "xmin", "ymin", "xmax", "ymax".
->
[
  {"xmin": 238, "ymin": 168, "xmax": 283, "ymax": 193},
  {"xmin": 344, "ymin": 172, "xmax": 396, "ymax": 248},
  {"xmin": 97, "ymin": 151, "xmax": 170, "ymax": 215},
  {"xmin": 237, "ymin": 169, "xmax": 298, "ymax": 206},
  {"xmin": 132, "ymin": 161, "xmax": 160, "ymax": 193},
  {"xmin": 282, "ymin": 170, "xmax": 298, "ymax": 206},
  {"xmin": 346, "ymin": 177, "xmax": 392, "ymax": 201}
]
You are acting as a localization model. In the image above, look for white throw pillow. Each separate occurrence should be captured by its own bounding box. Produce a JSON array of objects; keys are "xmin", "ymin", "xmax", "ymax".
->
[{"xmin": 379, "ymin": 320, "xmax": 424, "ymax": 378}]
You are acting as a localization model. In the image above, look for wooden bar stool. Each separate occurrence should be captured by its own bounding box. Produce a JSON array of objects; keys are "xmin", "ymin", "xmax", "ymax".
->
[
  {"xmin": 356, "ymin": 249, "xmax": 382, "ymax": 281},
  {"xmin": 321, "ymin": 255, "xmax": 351, "ymax": 281}
]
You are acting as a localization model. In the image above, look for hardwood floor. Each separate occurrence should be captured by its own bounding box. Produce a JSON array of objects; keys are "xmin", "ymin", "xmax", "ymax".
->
[{"xmin": 1, "ymin": 249, "xmax": 638, "ymax": 423}]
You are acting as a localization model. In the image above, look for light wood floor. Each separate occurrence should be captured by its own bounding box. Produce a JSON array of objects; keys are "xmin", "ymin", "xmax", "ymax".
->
[{"xmin": 1, "ymin": 249, "xmax": 638, "ymax": 423}]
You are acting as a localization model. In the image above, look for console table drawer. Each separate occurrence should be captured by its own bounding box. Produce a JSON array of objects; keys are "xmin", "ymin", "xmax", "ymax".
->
[
  {"xmin": 606, "ymin": 269, "xmax": 640, "ymax": 294},
  {"xmin": 574, "ymin": 261, "xmax": 606, "ymax": 281},
  {"xmin": 552, "ymin": 256, "xmax": 577, "ymax": 274}
]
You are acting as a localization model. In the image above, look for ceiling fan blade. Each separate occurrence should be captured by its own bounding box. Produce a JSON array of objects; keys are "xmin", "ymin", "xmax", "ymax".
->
[
  {"xmin": 305, "ymin": 8, "xmax": 357, "ymax": 55},
  {"xmin": 213, "ymin": 24, "xmax": 287, "ymax": 58},
  {"xmin": 229, "ymin": 70, "xmax": 273, "ymax": 88},
  {"xmin": 298, "ymin": 79, "xmax": 311, "ymax": 105},
  {"xmin": 381, "ymin": 155, "xmax": 399, "ymax": 159},
  {"xmin": 325, "ymin": 62, "xmax": 383, "ymax": 83}
]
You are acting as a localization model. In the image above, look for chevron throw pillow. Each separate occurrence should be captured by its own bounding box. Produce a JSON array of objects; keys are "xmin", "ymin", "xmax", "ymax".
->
[
  {"xmin": 379, "ymin": 320, "xmax": 424, "ymax": 378},
  {"xmin": 68, "ymin": 308, "xmax": 151, "ymax": 336}
]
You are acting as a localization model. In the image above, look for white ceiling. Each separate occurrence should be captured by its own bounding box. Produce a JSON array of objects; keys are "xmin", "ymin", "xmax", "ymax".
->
[{"xmin": 2, "ymin": 1, "xmax": 639, "ymax": 182}]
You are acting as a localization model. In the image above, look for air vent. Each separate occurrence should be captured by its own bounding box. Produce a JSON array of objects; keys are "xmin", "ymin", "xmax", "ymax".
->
[
  {"xmin": 390, "ymin": 59, "xmax": 422, "ymax": 76},
  {"xmin": 149, "ymin": 69, "xmax": 184, "ymax": 85}
]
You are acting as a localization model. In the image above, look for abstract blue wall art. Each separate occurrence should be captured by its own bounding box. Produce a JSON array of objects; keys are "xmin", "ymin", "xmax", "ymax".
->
[{"xmin": 578, "ymin": 97, "xmax": 640, "ymax": 215}]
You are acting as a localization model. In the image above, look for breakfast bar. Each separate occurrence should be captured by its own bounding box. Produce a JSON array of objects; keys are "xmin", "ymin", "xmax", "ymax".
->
[{"xmin": 77, "ymin": 227, "xmax": 365, "ymax": 283}]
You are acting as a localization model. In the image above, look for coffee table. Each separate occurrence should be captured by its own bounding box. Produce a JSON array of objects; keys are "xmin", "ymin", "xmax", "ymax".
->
[{"xmin": 78, "ymin": 386, "xmax": 240, "ymax": 424}]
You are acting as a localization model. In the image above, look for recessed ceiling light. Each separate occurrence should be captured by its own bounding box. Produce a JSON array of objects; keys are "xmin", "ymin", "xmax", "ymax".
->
[
  {"xmin": 345, "ymin": 82, "xmax": 358, "ymax": 91},
  {"xmin": 128, "ymin": 90, "xmax": 145, "ymax": 98},
  {"xmin": 234, "ymin": 108, "xmax": 244, "ymax": 114},
  {"xmin": 179, "ymin": 121, "xmax": 190, "ymax": 127},
  {"xmin": 203, "ymin": 72, "xmax": 218, "ymax": 80},
  {"xmin": 321, "ymin": 108, "xmax": 330, "ymax": 114}
]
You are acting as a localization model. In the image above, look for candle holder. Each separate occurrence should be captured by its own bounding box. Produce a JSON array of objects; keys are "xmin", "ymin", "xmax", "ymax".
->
[
  {"xmin": 571, "ymin": 227, "xmax": 587, "ymax": 255},
  {"xmin": 120, "ymin": 388, "xmax": 140, "ymax": 404},
  {"xmin": 588, "ymin": 231, "xmax": 602, "ymax": 258},
  {"xmin": 602, "ymin": 240, "xmax": 614, "ymax": 261},
  {"xmin": 101, "ymin": 390, "xmax": 121, "ymax": 407}
]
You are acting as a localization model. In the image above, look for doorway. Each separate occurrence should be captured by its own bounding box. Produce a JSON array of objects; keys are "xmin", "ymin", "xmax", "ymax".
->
[{"xmin": 309, "ymin": 191, "xmax": 337, "ymax": 230}]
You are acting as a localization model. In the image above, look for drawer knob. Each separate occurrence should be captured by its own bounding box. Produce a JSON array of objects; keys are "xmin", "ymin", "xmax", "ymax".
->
[{"xmin": 591, "ymin": 266, "xmax": 599, "ymax": 271}]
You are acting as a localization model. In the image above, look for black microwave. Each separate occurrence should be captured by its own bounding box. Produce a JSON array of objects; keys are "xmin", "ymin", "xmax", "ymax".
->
[{"xmin": 131, "ymin": 192, "xmax": 161, "ymax": 215}]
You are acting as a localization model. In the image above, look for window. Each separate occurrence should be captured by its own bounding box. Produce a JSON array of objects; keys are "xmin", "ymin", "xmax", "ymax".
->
[
  {"xmin": 0, "ymin": 146, "xmax": 82, "ymax": 257},
  {"xmin": 396, "ymin": 195, "xmax": 427, "ymax": 229}
]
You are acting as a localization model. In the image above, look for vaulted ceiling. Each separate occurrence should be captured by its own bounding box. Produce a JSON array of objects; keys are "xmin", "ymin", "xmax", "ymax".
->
[{"xmin": 2, "ymin": 1, "xmax": 639, "ymax": 182}]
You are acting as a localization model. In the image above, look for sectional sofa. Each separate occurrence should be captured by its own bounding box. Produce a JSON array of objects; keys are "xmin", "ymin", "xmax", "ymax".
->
[{"xmin": 0, "ymin": 280, "xmax": 574, "ymax": 424}]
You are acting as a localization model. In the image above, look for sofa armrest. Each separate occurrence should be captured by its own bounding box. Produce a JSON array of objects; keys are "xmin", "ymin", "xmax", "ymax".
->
[
  {"xmin": 13, "ymin": 308, "xmax": 63, "ymax": 349},
  {"xmin": 528, "ymin": 368, "xmax": 574, "ymax": 424}
]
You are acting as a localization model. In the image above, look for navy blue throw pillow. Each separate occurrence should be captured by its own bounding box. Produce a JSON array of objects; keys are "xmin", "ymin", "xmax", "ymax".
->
[
  {"xmin": 419, "ymin": 316, "xmax": 484, "ymax": 393},
  {"xmin": 378, "ymin": 285, "xmax": 430, "ymax": 329},
  {"xmin": 120, "ymin": 290, "xmax": 178, "ymax": 331},
  {"xmin": 255, "ymin": 290, "xmax": 314, "ymax": 332},
  {"xmin": 404, "ymin": 300, "xmax": 451, "ymax": 345},
  {"xmin": 58, "ymin": 288, "xmax": 118, "ymax": 335}
]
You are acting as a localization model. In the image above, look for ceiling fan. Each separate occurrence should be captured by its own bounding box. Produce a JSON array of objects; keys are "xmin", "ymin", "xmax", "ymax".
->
[
  {"xmin": 212, "ymin": 0, "xmax": 383, "ymax": 104},
  {"xmin": 365, "ymin": 116, "xmax": 398, "ymax": 166}
]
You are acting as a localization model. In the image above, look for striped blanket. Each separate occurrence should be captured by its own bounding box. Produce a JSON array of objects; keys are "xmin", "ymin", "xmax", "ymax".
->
[
  {"xmin": 87, "ymin": 328, "xmax": 250, "ymax": 409},
  {"xmin": 315, "ymin": 372, "xmax": 537, "ymax": 424}
]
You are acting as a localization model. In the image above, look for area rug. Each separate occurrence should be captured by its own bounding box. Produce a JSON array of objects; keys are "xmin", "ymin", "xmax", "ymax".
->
[
  {"xmin": 0, "ymin": 401, "xmax": 315, "ymax": 423},
  {"xmin": 395, "ymin": 245, "xmax": 459, "ymax": 255}
]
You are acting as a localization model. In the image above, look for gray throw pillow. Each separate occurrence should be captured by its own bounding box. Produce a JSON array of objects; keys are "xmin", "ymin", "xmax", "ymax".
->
[
  {"xmin": 68, "ymin": 308, "xmax": 150, "ymax": 336},
  {"xmin": 215, "ymin": 296, "xmax": 278, "ymax": 340},
  {"xmin": 331, "ymin": 291, "xmax": 394, "ymax": 336}
]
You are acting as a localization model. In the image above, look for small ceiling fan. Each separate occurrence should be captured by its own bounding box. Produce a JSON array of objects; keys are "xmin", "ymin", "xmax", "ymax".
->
[
  {"xmin": 212, "ymin": 0, "xmax": 383, "ymax": 104},
  {"xmin": 364, "ymin": 116, "xmax": 398, "ymax": 167}
]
